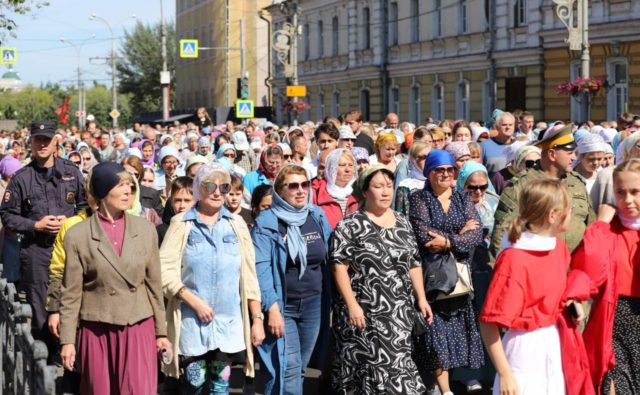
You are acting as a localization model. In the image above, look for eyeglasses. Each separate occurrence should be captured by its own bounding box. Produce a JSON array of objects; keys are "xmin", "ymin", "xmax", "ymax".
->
[
  {"xmin": 466, "ymin": 184, "xmax": 488, "ymax": 192},
  {"xmin": 444, "ymin": 132, "xmax": 452, "ymax": 137},
  {"xmin": 432, "ymin": 166, "xmax": 455, "ymax": 176},
  {"xmin": 525, "ymin": 159, "xmax": 539, "ymax": 169},
  {"xmin": 433, "ymin": 138, "xmax": 444, "ymax": 144},
  {"xmin": 283, "ymin": 154, "xmax": 293, "ymax": 160},
  {"xmin": 203, "ymin": 182, "xmax": 231, "ymax": 195},
  {"xmin": 283, "ymin": 181, "xmax": 310, "ymax": 191}
]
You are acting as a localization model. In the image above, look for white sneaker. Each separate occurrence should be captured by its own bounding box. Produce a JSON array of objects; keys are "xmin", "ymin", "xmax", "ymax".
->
[
  {"xmin": 426, "ymin": 387, "xmax": 442, "ymax": 395},
  {"xmin": 442, "ymin": 392, "xmax": 454, "ymax": 395}
]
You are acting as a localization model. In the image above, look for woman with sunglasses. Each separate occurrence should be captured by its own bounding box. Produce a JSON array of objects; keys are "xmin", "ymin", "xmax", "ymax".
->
[
  {"xmin": 409, "ymin": 150, "xmax": 484, "ymax": 395},
  {"xmin": 252, "ymin": 164, "xmax": 332, "ymax": 395},
  {"xmin": 216, "ymin": 143, "xmax": 247, "ymax": 177},
  {"xmin": 491, "ymin": 143, "xmax": 541, "ymax": 195},
  {"xmin": 395, "ymin": 141, "xmax": 431, "ymax": 217},
  {"xmin": 160, "ymin": 163, "xmax": 264, "ymax": 394}
]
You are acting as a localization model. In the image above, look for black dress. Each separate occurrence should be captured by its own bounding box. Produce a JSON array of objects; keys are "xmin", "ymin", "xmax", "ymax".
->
[{"xmin": 330, "ymin": 210, "xmax": 426, "ymax": 395}]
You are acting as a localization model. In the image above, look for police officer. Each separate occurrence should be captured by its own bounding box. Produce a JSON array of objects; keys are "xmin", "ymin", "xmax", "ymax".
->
[
  {"xmin": 490, "ymin": 123, "xmax": 595, "ymax": 258},
  {"xmin": 0, "ymin": 121, "xmax": 87, "ymax": 344}
]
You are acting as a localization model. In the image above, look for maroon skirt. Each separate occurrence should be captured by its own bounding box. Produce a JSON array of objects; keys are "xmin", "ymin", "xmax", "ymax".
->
[{"xmin": 78, "ymin": 317, "xmax": 157, "ymax": 395}]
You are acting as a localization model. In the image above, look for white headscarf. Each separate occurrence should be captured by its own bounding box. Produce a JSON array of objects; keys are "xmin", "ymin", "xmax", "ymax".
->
[{"xmin": 325, "ymin": 148, "xmax": 358, "ymax": 200}]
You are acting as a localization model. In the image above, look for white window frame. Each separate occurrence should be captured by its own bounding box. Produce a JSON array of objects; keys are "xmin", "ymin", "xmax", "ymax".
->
[
  {"xmin": 389, "ymin": 2, "xmax": 399, "ymax": 46},
  {"xmin": 433, "ymin": 0, "xmax": 443, "ymax": 38},
  {"xmin": 363, "ymin": 7, "xmax": 371, "ymax": 49},
  {"xmin": 459, "ymin": 0, "xmax": 469, "ymax": 34},
  {"xmin": 317, "ymin": 20, "xmax": 324, "ymax": 58},
  {"xmin": 607, "ymin": 58, "xmax": 629, "ymax": 120},
  {"xmin": 410, "ymin": 0, "xmax": 420, "ymax": 43},
  {"xmin": 456, "ymin": 79, "xmax": 471, "ymax": 120},
  {"xmin": 390, "ymin": 85, "xmax": 400, "ymax": 116},
  {"xmin": 332, "ymin": 90, "xmax": 341, "ymax": 117},
  {"xmin": 432, "ymin": 81, "xmax": 445, "ymax": 121},
  {"xmin": 317, "ymin": 91, "xmax": 326, "ymax": 120},
  {"xmin": 514, "ymin": 0, "xmax": 528, "ymax": 27},
  {"xmin": 409, "ymin": 83, "xmax": 422, "ymax": 125},
  {"xmin": 332, "ymin": 17, "xmax": 339, "ymax": 56}
]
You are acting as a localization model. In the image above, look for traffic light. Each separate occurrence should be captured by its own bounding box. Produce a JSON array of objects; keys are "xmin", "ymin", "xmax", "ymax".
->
[{"xmin": 241, "ymin": 75, "xmax": 249, "ymax": 99}]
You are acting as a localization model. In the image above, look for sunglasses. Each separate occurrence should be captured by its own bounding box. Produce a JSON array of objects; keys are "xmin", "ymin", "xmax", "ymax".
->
[
  {"xmin": 466, "ymin": 184, "xmax": 488, "ymax": 192},
  {"xmin": 283, "ymin": 154, "xmax": 293, "ymax": 160},
  {"xmin": 415, "ymin": 155, "xmax": 428, "ymax": 161},
  {"xmin": 203, "ymin": 182, "xmax": 231, "ymax": 194},
  {"xmin": 432, "ymin": 166, "xmax": 455, "ymax": 176},
  {"xmin": 223, "ymin": 152, "xmax": 235, "ymax": 159},
  {"xmin": 433, "ymin": 138, "xmax": 444, "ymax": 144},
  {"xmin": 525, "ymin": 159, "xmax": 539, "ymax": 169},
  {"xmin": 71, "ymin": 160, "xmax": 81, "ymax": 165},
  {"xmin": 444, "ymin": 132, "xmax": 452, "ymax": 137},
  {"xmin": 284, "ymin": 181, "xmax": 310, "ymax": 191}
]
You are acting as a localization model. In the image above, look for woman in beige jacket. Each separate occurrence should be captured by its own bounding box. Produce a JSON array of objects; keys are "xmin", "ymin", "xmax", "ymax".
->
[{"xmin": 160, "ymin": 163, "xmax": 264, "ymax": 394}]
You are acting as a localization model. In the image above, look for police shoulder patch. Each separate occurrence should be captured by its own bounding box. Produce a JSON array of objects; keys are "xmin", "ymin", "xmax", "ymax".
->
[{"xmin": 3, "ymin": 191, "xmax": 10, "ymax": 204}]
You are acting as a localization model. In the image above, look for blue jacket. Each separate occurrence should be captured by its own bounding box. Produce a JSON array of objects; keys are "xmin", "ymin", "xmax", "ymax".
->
[
  {"xmin": 243, "ymin": 169, "xmax": 270, "ymax": 195},
  {"xmin": 251, "ymin": 206, "xmax": 332, "ymax": 395}
]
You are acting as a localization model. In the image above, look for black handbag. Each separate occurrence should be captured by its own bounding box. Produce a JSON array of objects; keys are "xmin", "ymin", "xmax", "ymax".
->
[{"xmin": 422, "ymin": 250, "xmax": 458, "ymax": 302}]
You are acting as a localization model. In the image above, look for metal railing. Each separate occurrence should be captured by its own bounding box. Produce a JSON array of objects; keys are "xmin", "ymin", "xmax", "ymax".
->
[{"xmin": 0, "ymin": 277, "xmax": 57, "ymax": 394}]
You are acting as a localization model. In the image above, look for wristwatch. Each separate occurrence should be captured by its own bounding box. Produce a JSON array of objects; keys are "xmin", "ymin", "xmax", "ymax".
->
[{"xmin": 252, "ymin": 312, "xmax": 264, "ymax": 321}]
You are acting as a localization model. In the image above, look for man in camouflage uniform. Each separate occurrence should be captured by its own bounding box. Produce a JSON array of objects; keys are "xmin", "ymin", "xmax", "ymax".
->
[{"xmin": 490, "ymin": 123, "xmax": 595, "ymax": 259}]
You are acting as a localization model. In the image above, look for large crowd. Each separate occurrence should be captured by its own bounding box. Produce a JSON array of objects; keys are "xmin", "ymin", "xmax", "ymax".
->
[{"xmin": 0, "ymin": 107, "xmax": 639, "ymax": 395}]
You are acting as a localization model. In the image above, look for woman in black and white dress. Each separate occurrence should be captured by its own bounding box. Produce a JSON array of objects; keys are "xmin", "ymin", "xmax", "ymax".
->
[{"xmin": 330, "ymin": 164, "xmax": 433, "ymax": 395}]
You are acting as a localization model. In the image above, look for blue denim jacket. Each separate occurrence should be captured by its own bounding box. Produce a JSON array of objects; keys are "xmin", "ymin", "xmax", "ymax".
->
[
  {"xmin": 179, "ymin": 206, "xmax": 244, "ymax": 357},
  {"xmin": 251, "ymin": 206, "xmax": 332, "ymax": 395}
]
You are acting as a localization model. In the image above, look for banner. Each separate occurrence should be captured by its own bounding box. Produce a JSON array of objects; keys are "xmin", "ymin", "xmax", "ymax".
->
[{"xmin": 55, "ymin": 96, "xmax": 70, "ymax": 126}]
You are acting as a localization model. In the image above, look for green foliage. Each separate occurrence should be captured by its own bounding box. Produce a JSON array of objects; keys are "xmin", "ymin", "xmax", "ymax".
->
[
  {"xmin": 0, "ymin": 0, "xmax": 49, "ymax": 45},
  {"xmin": 117, "ymin": 20, "xmax": 176, "ymax": 116}
]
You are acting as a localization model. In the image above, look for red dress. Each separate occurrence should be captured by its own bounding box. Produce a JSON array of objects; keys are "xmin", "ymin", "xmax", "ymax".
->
[
  {"xmin": 571, "ymin": 218, "xmax": 640, "ymax": 393},
  {"xmin": 481, "ymin": 238, "xmax": 595, "ymax": 395}
]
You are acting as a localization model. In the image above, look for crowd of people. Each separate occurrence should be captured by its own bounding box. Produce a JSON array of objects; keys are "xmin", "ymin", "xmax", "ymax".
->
[{"xmin": 0, "ymin": 107, "xmax": 639, "ymax": 395}]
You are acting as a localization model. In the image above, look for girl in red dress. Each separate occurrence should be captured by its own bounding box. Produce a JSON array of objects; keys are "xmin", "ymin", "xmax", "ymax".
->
[
  {"xmin": 572, "ymin": 158, "xmax": 640, "ymax": 395},
  {"xmin": 479, "ymin": 178, "xmax": 593, "ymax": 395}
]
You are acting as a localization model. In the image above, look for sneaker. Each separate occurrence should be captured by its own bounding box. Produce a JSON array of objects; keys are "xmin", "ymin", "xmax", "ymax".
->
[
  {"xmin": 466, "ymin": 380, "xmax": 483, "ymax": 393},
  {"xmin": 426, "ymin": 387, "xmax": 442, "ymax": 395},
  {"xmin": 442, "ymin": 391, "xmax": 454, "ymax": 395}
]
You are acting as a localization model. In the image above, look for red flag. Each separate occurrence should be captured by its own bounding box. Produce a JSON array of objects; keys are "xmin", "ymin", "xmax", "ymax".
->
[{"xmin": 55, "ymin": 96, "xmax": 70, "ymax": 126}]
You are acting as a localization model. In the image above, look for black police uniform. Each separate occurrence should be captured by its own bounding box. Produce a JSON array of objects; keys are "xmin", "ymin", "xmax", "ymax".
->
[{"xmin": 0, "ymin": 121, "xmax": 87, "ymax": 337}]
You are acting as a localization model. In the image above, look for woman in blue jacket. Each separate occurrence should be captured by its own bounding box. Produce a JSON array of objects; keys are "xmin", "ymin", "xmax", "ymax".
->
[{"xmin": 251, "ymin": 164, "xmax": 332, "ymax": 395}]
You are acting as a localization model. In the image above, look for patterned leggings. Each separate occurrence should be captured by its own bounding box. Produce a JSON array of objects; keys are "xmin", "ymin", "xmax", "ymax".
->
[{"xmin": 180, "ymin": 352, "xmax": 232, "ymax": 395}]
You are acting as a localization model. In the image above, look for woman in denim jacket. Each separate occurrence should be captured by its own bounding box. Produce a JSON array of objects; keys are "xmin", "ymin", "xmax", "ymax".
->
[{"xmin": 252, "ymin": 164, "xmax": 332, "ymax": 395}]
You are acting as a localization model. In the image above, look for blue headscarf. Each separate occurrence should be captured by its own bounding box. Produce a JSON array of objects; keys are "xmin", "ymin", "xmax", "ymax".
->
[
  {"xmin": 455, "ymin": 161, "xmax": 496, "ymax": 194},
  {"xmin": 216, "ymin": 143, "xmax": 236, "ymax": 160},
  {"xmin": 423, "ymin": 149, "xmax": 455, "ymax": 177},
  {"xmin": 270, "ymin": 165, "xmax": 313, "ymax": 279}
]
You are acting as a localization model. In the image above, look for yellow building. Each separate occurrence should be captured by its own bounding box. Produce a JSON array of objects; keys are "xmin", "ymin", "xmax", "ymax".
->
[{"xmin": 175, "ymin": 0, "xmax": 271, "ymax": 112}]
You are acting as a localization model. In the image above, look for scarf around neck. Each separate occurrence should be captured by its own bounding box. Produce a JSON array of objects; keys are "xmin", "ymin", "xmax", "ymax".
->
[{"xmin": 325, "ymin": 148, "xmax": 357, "ymax": 200}]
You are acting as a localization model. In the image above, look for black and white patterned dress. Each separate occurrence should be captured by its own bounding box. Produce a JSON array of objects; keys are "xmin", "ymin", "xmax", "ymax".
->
[{"xmin": 330, "ymin": 209, "xmax": 426, "ymax": 395}]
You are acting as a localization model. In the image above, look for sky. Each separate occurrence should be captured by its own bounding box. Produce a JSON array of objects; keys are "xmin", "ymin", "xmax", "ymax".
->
[{"xmin": 3, "ymin": 0, "xmax": 175, "ymax": 87}]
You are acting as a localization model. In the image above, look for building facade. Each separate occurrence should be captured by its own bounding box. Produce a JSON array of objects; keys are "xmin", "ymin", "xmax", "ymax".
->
[
  {"xmin": 268, "ymin": 0, "xmax": 638, "ymax": 125},
  {"xmin": 175, "ymin": 0, "xmax": 272, "ymax": 112}
]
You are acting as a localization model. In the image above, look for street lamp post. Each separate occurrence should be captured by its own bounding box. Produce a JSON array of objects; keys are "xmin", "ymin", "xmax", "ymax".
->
[
  {"xmin": 90, "ymin": 13, "xmax": 119, "ymax": 129},
  {"xmin": 60, "ymin": 37, "xmax": 93, "ymax": 129},
  {"xmin": 553, "ymin": 0, "xmax": 590, "ymax": 122}
]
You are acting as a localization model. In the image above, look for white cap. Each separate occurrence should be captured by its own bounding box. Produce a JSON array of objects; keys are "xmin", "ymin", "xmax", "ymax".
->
[{"xmin": 338, "ymin": 126, "xmax": 356, "ymax": 140}]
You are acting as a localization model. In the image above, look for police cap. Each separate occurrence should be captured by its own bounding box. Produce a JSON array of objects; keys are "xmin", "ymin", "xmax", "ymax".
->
[
  {"xmin": 30, "ymin": 120, "xmax": 56, "ymax": 139},
  {"xmin": 535, "ymin": 123, "xmax": 576, "ymax": 151}
]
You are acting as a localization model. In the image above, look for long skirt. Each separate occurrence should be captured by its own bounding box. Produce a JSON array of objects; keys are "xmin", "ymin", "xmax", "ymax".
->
[
  {"xmin": 78, "ymin": 317, "xmax": 157, "ymax": 395},
  {"xmin": 493, "ymin": 325, "xmax": 565, "ymax": 395},
  {"xmin": 603, "ymin": 296, "xmax": 640, "ymax": 395}
]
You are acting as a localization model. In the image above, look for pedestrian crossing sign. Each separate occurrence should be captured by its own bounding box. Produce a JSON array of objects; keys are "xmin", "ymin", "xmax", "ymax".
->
[
  {"xmin": 235, "ymin": 100, "xmax": 254, "ymax": 118},
  {"xmin": 0, "ymin": 48, "xmax": 17, "ymax": 65},
  {"xmin": 179, "ymin": 39, "xmax": 198, "ymax": 58}
]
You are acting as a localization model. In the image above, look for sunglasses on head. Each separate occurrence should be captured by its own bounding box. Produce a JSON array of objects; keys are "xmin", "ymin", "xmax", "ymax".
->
[
  {"xmin": 203, "ymin": 182, "xmax": 231, "ymax": 194},
  {"xmin": 466, "ymin": 184, "xmax": 488, "ymax": 192},
  {"xmin": 433, "ymin": 166, "xmax": 455, "ymax": 176},
  {"xmin": 284, "ymin": 181, "xmax": 310, "ymax": 191}
]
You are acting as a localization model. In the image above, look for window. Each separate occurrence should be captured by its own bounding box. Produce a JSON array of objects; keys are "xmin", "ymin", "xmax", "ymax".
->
[
  {"xmin": 456, "ymin": 80, "xmax": 471, "ymax": 120},
  {"xmin": 318, "ymin": 21, "xmax": 324, "ymax": 57},
  {"xmin": 317, "ymin": 91, "xmax": 325, "ymax": 120},
  {"xmin": 514, "ymin": 0, "xmax": 527, "ymax": 27},
  {"xmin": 607, "ymin": 59, "xmax": 629, "ymax": 120},
  {"xmin": 332, "ymin": 91, "xmax": 340, "ymax": 117},
  {"xmin": 410, "ymin": 0, "xmax": 420, "ymax": 42},
  {"xmin": 303, "ymin": 24, "xmax": 310, "ymax": 60},
  {"xmin": 360, "ymin": 89, "xmax": 370, "ymax": 121},
  {"xmin": 363, "ymin": 7, "xmax": 370, "ymax": 49},
  {"xmin": 460, "ymin": 0, "xmax": 468, "ymax": 34},
  {"xmin": 432, "ymin": 82, "xmax": 445, "ymax": 121},
  {"xmin": 332, "ymin": 17, "xmax": 339, "ymax": 56},
  {"xmin": 409, "ymin": 84, "xmax": 422, "ymax": 125},
  {"xmin": 390, "ymin": 86, "xmax": 400, "ymax": 116},
  {"xmin": 389, "ymin": 2, "xmax": 398, "ymax": 46},
  {"xmin": 433, "ymin": 0, "xmax": 443, "ymax": 38}
]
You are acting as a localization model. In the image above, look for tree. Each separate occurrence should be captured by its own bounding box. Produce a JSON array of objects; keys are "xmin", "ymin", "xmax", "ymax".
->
[
  {"xmin": 0, "ymin": 0, "xmax": 49, "ymax": 45},
  {"xmin": 117, "ymin": 20, "xmax": 176, "ymax": 117}
]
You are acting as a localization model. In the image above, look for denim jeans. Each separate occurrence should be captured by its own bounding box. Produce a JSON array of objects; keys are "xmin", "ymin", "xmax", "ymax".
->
[{"xmin": 283, "ymin": 294, "xmax": 322, "ymax": 395}]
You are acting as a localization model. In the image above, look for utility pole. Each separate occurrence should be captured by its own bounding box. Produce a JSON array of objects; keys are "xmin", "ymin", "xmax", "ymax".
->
[
  {"xmin": 273, "ymin": 0, "xmax": 300, "ymax": 125},
  {"xmin": 89, "ymin": 13, "xmax": 121, "ymax": 129},
  {"xmin": 291, "ymin": 3, "xmax": 299, "ymax": 126},
  {"xmin": 161, "ymin": 0, "xmax": 170, "ymax": 121},
  {"xmin": 61, "ymin": 37, "xmax": 91, "ymax": 129}
]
